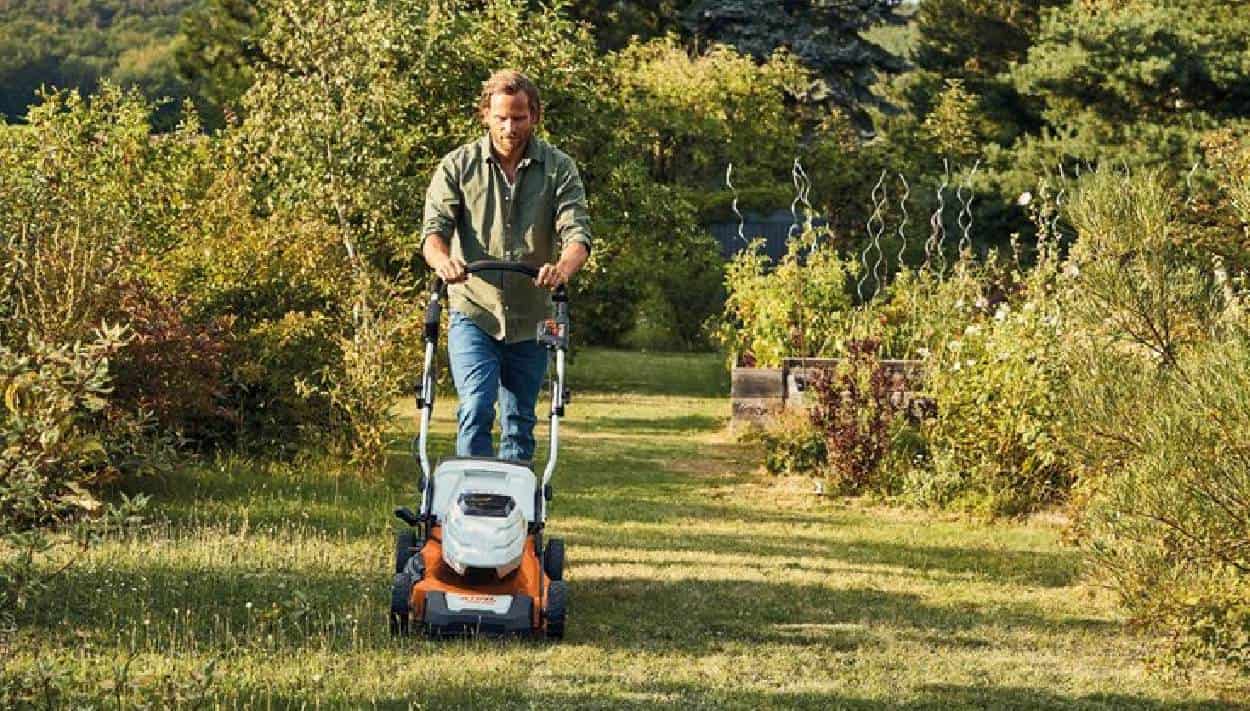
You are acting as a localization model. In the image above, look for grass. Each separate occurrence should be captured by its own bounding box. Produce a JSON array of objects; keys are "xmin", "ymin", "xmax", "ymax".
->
[{"xmin": 3, "ymin": 348, "xmax": 1248, "ymax": 708}]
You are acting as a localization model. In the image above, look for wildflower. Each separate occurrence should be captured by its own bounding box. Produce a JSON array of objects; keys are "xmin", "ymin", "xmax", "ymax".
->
[
  {"xmin": 246, "ymin": 602, "xmax": 253, "ymax": 610},
  {"xmin": 1018, "ymin": 191, "xmax": 1033, "ymax": 206}
]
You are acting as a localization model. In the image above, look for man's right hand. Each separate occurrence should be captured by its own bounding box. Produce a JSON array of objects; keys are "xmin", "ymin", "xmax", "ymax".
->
[{"xmin": 434, "ymin": 255, "xmax": 468, "ymax": 284}]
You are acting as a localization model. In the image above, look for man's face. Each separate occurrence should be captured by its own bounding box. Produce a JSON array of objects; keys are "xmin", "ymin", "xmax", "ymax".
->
[{"xmin": 484, "ymin": 92, "xmax": 536, "ymax": 157}]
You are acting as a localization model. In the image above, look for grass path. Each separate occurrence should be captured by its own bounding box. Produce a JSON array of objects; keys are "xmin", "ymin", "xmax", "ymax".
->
[{"xmin": 4, "ymin": 350, "xmax": 1247, "ymax": 708}]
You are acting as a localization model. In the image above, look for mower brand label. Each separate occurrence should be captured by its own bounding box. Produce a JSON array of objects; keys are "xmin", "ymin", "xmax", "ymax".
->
[{"xmin": 445, "ymin": 593, "xmax": 512, "ymax": 615}]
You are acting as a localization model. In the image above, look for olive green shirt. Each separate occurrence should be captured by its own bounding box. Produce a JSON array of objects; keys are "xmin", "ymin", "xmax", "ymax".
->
[{"xmin": 421, "ymin": 135, "xmax": 592, "ymax": 343}]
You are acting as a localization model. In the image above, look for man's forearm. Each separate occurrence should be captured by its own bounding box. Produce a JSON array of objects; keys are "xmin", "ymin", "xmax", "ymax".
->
[
  {"xmin": 555, "ymin": 242, "xmax": 590, "ymax": 279},
  {"xmin": 423, "ymin": 233, "xmax": 451, "ymax": 269}
]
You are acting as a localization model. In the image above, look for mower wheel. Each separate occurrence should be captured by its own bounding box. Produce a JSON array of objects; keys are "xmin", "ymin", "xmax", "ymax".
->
[
  {"xmin": 390, "ymin": 573, "xmax": 412, "ymax": 636},
  {"xmin": 545, "ymin": 580, "xmax": 568, "ymax": 640},
  {"xmin": 395, "ymin": 529, "xmax": 419, "ymax": 574},
  {"xmin": 543, "ymin": 538, "xmax": 565, "ymax": 581}
]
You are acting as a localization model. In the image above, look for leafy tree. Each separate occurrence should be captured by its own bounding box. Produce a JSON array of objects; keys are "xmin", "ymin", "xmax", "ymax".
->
[
  {"xmin": 911, "ymin": 0, "xmax": 1066, "ymax": 143},
  {"xmin": 611, "ymin": 37, "xmax": 807, "ymax": 191},
  {"xmin": 561, "ymin": 0, "xmax": 692, "ymax": 52},
  {"xmin": 0, "ymin": 1, "xmax": 195, "ymax": 126},
  {"xmin": 1004, "ymin": 0, "xmax": 1250, "ymax": 185},
  {"xmin": 683, "ymin": 0, "xmax": 907, "ymax": 127},
  {"xmin": 175, "ymin": 0, "xmax": 264, "ymax": 129}
]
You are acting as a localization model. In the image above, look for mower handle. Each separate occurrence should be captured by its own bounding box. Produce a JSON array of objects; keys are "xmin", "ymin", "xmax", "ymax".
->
[
  {"xmin": 429, "ymin": 260, "xmax": 567, "ymax": 296},
  {"xmin": 424, "ymin": 260, "xmax": 568, "ymax": 343}
]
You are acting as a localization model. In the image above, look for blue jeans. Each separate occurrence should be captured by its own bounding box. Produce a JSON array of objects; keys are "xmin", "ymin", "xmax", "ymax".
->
[{"xmin": 447, "ymin": 311, "xmax": 549, "ymax": 462}]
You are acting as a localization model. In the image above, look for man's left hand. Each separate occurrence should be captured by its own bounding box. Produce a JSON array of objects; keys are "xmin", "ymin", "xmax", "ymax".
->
[{"xmin": 535, "ymin": 263, "xmax": 569, "ymax": 290}]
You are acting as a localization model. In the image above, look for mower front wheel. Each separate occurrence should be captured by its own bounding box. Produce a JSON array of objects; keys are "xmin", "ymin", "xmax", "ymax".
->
[
  {"xmin": 543, "ymin": 538, "xmax": 565, "ymax": 581},
  {"xmin": 390, "ymin": 573, "xmax": 412, "ymax": 636},
  {"xmin": 545, "ymin": 580, "xmax": 568, "ymax": 640},
  {"xmin": 395, "ymin": 529, "xmax": 419, "ymax": 574}
]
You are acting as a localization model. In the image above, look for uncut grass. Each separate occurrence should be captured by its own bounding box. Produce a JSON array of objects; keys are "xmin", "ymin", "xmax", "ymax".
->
[{"xmin": 6, "ymin": 349, "xmax": 1247, "ymax": 708}]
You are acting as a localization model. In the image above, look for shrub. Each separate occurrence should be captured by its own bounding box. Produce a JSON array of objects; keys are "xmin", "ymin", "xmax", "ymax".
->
[
  {"xmin": 807, "ymin": 339, "xmax": 904, "ymax": 495},
  {"xmin": 0, "ymin": 86, "xmax": 210, "ymax": 350},
  {"xmin": 720, "ymin": 231, "xmax": 854, "ymax": 366},
  {"xmin": 915, "ymin": 274, "xmax": 1072, "ymax": 516},
  {"xmin": 745, "ymin": 410, "xmax": 827, "ymax": 477},
  {"xmin": 1082, "ymin": 333, "xmax": 1250, "ymax": 673},
  {"xmin": 109, "ymin": 282, "xmax": 236, "ymax": 445},
  {"xmin": 1, "ymin": 331, "xmax": 158, "ymax": 625}
]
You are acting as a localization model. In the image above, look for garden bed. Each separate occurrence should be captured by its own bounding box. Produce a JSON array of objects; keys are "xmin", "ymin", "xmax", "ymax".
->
[{"xmin": 730, "ymin": 357, "xmax": 925, "ymax": 428}]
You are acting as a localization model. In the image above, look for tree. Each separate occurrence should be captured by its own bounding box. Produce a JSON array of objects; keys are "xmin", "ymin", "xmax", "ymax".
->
[
  {"xmin": 175, "ymin": 0, "xmax": 264, "ymax": 129},
  {"xmin": 0, "ymin": 1, "xmax": 195, "ymax": 125},
  {"xmin": 683, "ymin": 0, "xmax": 907, "ymax": 128},
  {"xmin": 911, "ymin": 0, "xmax": 1066, "ymax": 143},
  {"xmin": 1008, "ymin": 0, "xmax": 1250, "ymax": 175}
]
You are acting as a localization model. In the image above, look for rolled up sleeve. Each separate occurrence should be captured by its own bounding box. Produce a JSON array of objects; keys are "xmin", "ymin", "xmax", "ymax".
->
[
  {"xmin": 553, "ymin": 159, "xmax": 592, "ymax": 255},
  {"xmin": 421, "ymin": 156, "xmax": 461, "ymax": 249}
]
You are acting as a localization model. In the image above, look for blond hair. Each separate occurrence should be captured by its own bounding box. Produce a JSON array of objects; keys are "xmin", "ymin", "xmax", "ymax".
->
[{"xmin": 478, "ymin": 69, "xmax": 542, "ymax": 122}]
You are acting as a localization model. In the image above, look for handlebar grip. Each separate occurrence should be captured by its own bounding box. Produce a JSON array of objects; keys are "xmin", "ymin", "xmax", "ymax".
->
[{"xmin": 436, "ymin": 260, "xmax": 568, "ymax": 299}]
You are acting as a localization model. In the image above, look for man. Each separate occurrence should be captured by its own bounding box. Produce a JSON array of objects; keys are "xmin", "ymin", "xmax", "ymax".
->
[{"xmin": 421, "ymin": 69, "xmax": 592, "ymax": 463}]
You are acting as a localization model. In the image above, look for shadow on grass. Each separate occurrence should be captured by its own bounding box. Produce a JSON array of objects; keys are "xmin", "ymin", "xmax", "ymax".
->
[
  {"xmin": 569, "ymin": 523, "xmax": 1082, "ymax": 589},
  {"xmin": 570, "ymin": 576, "xmax": 1111, "ymax": 653},
  {"xmin": 582, "ymin": 413, "xmax": 726, "ymax": 435},
  {"xmin": 226, "ymin": 670, "xmax": 1237, "ymax": 710}
]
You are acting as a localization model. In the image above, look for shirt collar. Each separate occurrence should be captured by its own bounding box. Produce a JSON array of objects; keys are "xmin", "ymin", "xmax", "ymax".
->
[{"xmin": 481, "ymin": 134, "xmax": 545, "ymax": 167}]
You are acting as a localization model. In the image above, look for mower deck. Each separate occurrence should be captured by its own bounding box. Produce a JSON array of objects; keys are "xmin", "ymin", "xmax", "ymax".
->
[{"xmin": 408, "ymin": 524, "xmax": 550, "ymax": 637}]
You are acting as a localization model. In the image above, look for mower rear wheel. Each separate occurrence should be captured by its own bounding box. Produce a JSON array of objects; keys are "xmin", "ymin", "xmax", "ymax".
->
[
  {"xmin": 545, "ymin": 580, "xmax": 568, "ymax": 640},
  {"xmin": 395, "ymin": 529, "xmax": 419, "ymax": 574},
  {"xmin": 543, "ymin": 538, "xmax": 565, "ymax": 581},
  {"xmin": 390, "ymin": 573, "xmax": 412, "ymax": 636}
]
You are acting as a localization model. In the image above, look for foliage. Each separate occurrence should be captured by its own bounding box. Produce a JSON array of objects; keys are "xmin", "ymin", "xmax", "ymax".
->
[
  {"xmin": 921, "ymin": 79, "xmax": 987, "ymax": 164},
  {"xmin": 294, "ymin": 273, "xmax": 423, "ymax": 471},
  {"xmin": 0, "ymin": 331, "xmax": 157, "ymax": 626},
  {"xmin": 578, "ymin": 162, "xmax": 724, "ymax": 350},
  {"xmin": 1063, "ymin": 167, "xmax": 1220, "ymax": 369},
  {"xmin": 561, "ymin": 0, "xmax": 692, "ymax": 52},
  {"xmin": 1059, "ymin": 168, "xmax": 1248, "ymax": 671},
  {"xmin": 683, "ymin": 0, "xmax": 907, "ymax": 128},
  {"xmin": 743, "ymin": 410, "xmax": 827, "ymax": 477},
  {"xmin": 807, "ymin": 339, "xmax": 904, "ymax": 495},
  {"xmin": 175, "ymin": 0, "xmax": 264, "ymax": 129},
  {"xmin": 612, "ymin": 38, "xmax": 806, "ymax": 191},
  {"xmin": 1001, "ymin": 0, "xmax": 1250, "ymax": 192},
  {"xmin": 0, "ymin": 85, "xmax": 212, "ymax": 349},
  {"xmin": 108, "ymin": 282, "xmax": 236, "ymax": 445},
  {"xmin": 720, "ymin": 231, "xmax": 853, "ymax": 366},
  {"xmin": 915, "ymin": 256, "xmax": 1073, "ymax": 516},
  {"xmin": 0, "ymin": 0, "xmax": 194, "ymax": 127},
  {"xmin": 912, "ymin": 0, "xmax": 1058, "ymax": 144},
  {"xmin": 1080, "ymin": 332, "xmax": 1250, "ymax": 673}
]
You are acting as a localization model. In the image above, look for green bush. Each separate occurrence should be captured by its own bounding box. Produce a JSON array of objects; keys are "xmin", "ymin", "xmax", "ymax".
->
[
  {"xmin": 744, "ymin": 410, "xmax": 827, "ymax": 478},
  {"xmin": 1082, "ymin": 333, "xmax": 1250, "ymax": 673},
  {"xmin": 1, "ymin": 331, "xmax": 158, "ymax": 624},
  {"xmin": 720, "ymin": 231, "xmax": 854, "ymax": 366},
  {"xmin": 915, "ymin": 265, "xmax": 1072, "ymax": 516}
]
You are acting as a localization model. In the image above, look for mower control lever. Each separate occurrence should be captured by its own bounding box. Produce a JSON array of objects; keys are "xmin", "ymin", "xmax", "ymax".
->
[{"xmin": 394, "ymin": 507, "xmax": 420, "ymax": 527}]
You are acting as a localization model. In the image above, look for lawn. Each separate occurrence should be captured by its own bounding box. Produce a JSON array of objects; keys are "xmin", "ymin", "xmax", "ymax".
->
[{"xmin": 3, "ymin": 349, "xmax": 1246, "ymax": 708}]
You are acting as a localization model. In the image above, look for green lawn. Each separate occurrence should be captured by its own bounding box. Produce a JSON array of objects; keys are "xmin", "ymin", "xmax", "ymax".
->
[{"xmin": 4, "ymin": 349, "xmax": 1247, "ymax": 708}]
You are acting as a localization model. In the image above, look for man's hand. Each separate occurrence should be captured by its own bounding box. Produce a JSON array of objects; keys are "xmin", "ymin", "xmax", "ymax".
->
[
  {"xmin": 434, "ymin": 255, "xmax": 469, "ymax": 284},
  {"xmin": 534, "ymin": 263, "xmax": 569, "ymax": 290},
  {"xmin": 423, "ymin": 234, "xmax": 468, "ymax": 284},
  {"xmin": 535, "ymin": 242, "xmax": 589, "ymax": 291}
]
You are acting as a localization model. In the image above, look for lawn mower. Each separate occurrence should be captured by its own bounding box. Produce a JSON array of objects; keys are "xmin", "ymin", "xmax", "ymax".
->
[{"xmin": 389, "ymin": 260, "xmax": 569, "ymax": 639}]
